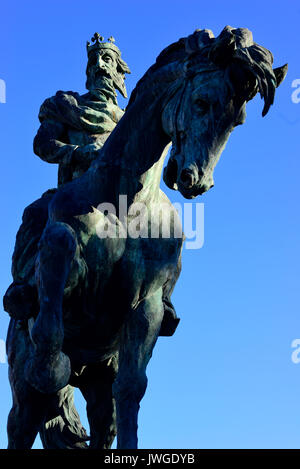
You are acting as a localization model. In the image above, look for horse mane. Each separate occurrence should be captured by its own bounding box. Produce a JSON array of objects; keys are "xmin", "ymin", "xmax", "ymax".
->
[{"xmin": 128, "ymin": 26, "xmax": 278, "ymax": 117}]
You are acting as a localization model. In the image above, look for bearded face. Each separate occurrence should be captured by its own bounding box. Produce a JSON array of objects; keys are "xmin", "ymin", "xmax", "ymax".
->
[{"xmin": 86, "ymin": 49, "xmax": 128, "ymax": 98}]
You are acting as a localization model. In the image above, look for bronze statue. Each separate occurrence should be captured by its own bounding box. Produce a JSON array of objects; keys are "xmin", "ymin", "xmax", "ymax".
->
[{"xmin": 4, "ymin": 26, "xmax": 287, "ymax": 449}]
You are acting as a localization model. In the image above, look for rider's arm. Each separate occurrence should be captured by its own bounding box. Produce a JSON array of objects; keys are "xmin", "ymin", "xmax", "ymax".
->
[{"xmin": 33, "ymin": 119, "xmax": 78, "ymax": 166}]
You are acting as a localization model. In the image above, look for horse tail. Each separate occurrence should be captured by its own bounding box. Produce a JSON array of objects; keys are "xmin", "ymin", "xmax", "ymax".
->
[{"xmin": 40, "ymin": 385, "xmax": 90, "ymax": 449}]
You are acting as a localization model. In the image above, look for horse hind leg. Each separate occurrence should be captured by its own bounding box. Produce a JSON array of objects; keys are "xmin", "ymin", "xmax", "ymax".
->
[
  {"xmin": 7, "ymin": 320, "xmax": 50, "ymax": 448},
  {"xmin": 8, "ymin": 371, "xmax": 50, "ymax": 449},
  {"xmin": 40, "ymin": 385, "xmax": 89, "ymax": 449},
  {"xmin": 25, "ymin": 222, "xmax": 77, "ymax": 394}
]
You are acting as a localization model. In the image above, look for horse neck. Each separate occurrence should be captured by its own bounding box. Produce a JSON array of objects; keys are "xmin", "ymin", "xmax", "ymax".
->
[{"xmin": 93, "ymin": 81, "xmax": 173, "ymax": 206}]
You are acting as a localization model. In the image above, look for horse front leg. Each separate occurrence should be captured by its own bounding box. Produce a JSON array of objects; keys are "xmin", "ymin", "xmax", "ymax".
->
[
  {"xmin": 24, "ymin": 222, "xmax": 77, "ymax": 394},
  {"xmin": 113, "ymin": 288, "xmax": 164, "ymax": 449}
]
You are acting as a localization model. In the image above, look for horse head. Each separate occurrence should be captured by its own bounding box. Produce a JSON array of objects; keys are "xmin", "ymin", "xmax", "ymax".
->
[{"xmin": 162, "ymin": 26, "xmax": 287, "ymax": 198}]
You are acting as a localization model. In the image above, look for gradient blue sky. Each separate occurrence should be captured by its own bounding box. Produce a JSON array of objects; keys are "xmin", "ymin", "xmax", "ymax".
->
[{"xmin": 0, "ymin": 0, "xmax": 299, "ymax": 449}]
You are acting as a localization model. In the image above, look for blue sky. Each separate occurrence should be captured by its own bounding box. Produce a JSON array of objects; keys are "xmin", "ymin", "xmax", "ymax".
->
[{"xmin": 0, "ymin": 0, "xmax": 299, "ymax": 449}]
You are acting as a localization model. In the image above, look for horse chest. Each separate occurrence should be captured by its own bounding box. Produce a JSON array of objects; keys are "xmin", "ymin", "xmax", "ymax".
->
[
  {"xmin": 119, "ymin": 236, "xmax": 182, "ymax": 308},
  {"xmin": 75, "ymin": 209, "xmax": 182, "ymax": 309}
]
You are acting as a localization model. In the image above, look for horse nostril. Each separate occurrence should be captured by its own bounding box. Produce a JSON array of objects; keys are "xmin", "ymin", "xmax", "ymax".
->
[{"xmin": 180, "ymin": 169, "xmax": 195, "ymax": 188}]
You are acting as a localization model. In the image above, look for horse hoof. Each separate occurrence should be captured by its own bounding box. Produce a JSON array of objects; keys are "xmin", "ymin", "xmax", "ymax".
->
[{"xmin": 24, "ymin": 351, "xmax": 71, "ymax": 394}]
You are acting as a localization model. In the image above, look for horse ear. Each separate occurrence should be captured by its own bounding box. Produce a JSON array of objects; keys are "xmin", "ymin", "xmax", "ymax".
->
[
  {"xmin": 273, "ymin": 64, "xmax": 288, "ymax": 87},
  {"xmin": 228, "ymin": 62, "xmax": 258, "ymax": 102}
]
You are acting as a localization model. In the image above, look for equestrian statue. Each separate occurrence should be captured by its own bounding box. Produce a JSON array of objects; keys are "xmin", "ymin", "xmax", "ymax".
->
[{"xmin": 4, "ymin": 26, "xmax": 287, "ymax": 449}]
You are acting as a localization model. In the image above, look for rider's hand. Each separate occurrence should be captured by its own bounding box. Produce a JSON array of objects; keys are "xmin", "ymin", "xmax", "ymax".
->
[{"xmin": 73, "ymin": 142, "xmax": 103, "ymax": 169}]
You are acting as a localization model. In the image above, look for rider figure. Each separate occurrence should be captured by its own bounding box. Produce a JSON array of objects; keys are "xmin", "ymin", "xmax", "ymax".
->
[{"xmin": 34, "ymin": 33, "xmax": 130, "ymax": 187}]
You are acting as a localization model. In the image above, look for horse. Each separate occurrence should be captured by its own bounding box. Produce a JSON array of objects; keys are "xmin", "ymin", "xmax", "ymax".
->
[{"xmin": 6, "ymin": 26, "xmax": 287, "ymax": 449}]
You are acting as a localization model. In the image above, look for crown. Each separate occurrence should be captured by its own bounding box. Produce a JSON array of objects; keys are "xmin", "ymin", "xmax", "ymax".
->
[{"xmin": 86, "ymin": 33, "xmax": 121, "ymax": 57}]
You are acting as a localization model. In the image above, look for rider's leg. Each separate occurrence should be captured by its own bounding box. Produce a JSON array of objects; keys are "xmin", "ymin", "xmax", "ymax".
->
[
  {"xmin": 25, "ymin": 222, "xmax": 77, "ymax": 394},
  {"xmin": 113, "ymin": 289, "xmax": 164, "ymax": 449},
  {"xmin": 79, "ymin": 356, "xmax": 118, "ymax": 448},
  {"xmin": 3, "ymin": 282, "xmax": 38, "ymax": 321}
]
